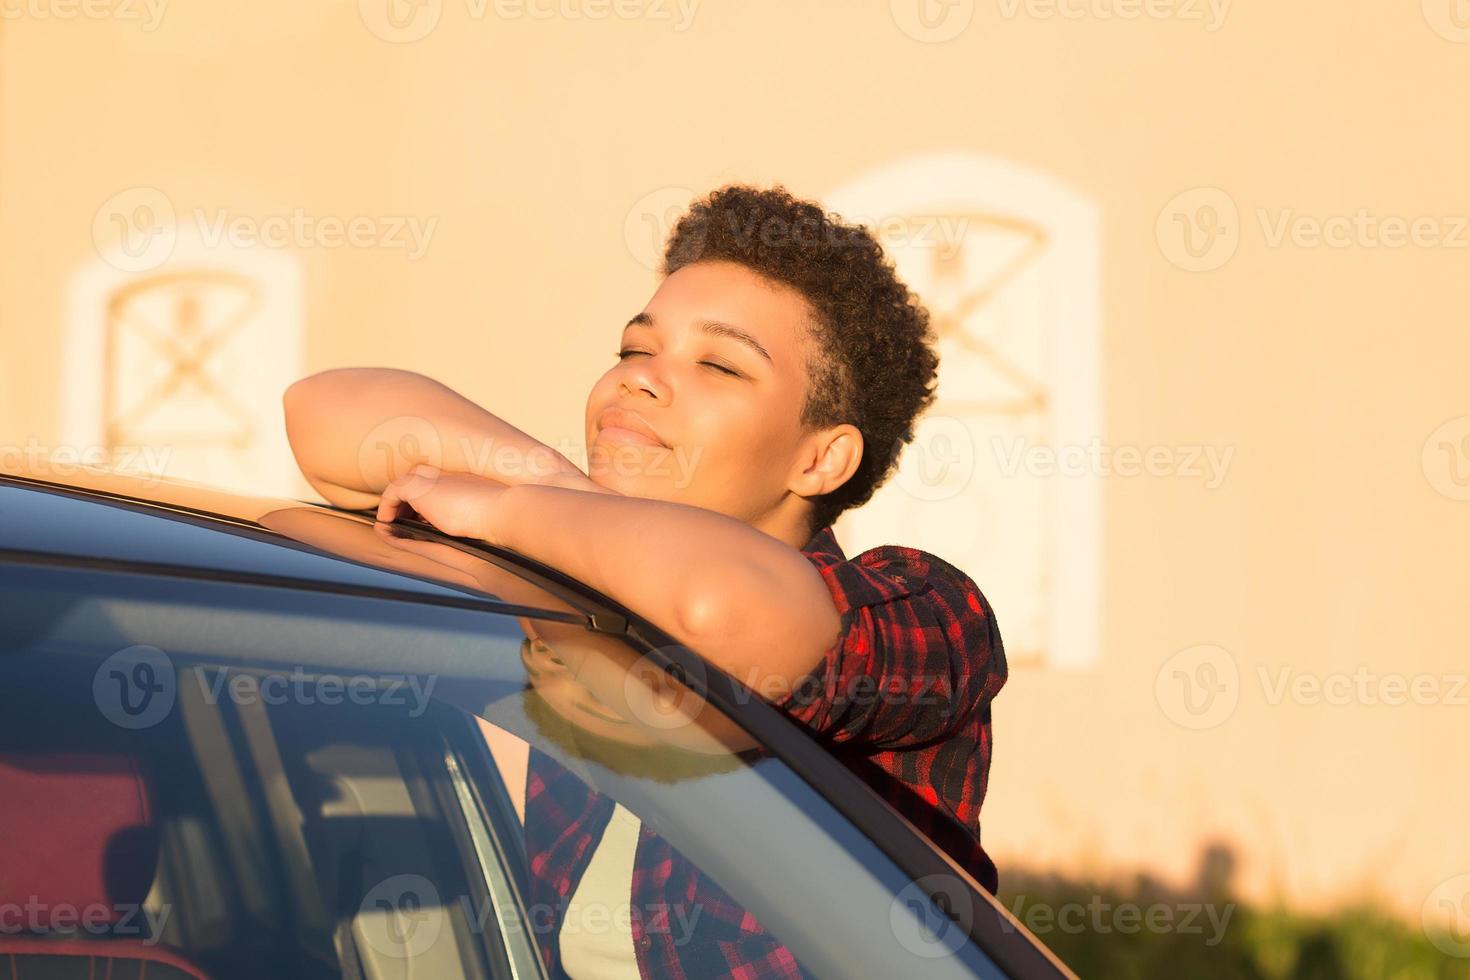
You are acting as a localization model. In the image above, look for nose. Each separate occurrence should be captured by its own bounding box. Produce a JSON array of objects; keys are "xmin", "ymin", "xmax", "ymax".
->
[{"xmin": 618, "ymin": 355, "xmax": 665, "ymax": 402}]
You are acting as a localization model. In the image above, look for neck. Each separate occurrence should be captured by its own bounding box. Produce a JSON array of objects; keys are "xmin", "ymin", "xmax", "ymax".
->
[{"xmin": 750, "ymin": 496, "xmax": 818, "ymax": 551}]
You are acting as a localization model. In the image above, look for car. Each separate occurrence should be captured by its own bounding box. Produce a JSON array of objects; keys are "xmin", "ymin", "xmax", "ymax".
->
[{"xmin": 0, "ymin": 465, "xmax": 1073, "ymax": 980}]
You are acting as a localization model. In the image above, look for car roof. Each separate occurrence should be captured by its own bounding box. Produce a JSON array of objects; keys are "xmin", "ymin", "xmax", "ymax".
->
[{"xmin": 0, "ymin": 467, "xmax": 615, "ymax": 630}]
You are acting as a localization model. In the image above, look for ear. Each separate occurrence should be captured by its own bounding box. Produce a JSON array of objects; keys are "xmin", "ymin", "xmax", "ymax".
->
[{"xmin": 789, "ymin": 424, "xmax": 863, "ymax": 500}]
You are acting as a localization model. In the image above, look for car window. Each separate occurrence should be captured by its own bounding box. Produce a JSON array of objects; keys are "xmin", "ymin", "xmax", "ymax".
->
[{"xmin": 0, "ymin": 498, "xmax": 1018, "ymax": 980}]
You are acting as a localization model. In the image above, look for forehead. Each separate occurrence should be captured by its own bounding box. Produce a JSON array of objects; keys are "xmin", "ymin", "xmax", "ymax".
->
[{"xmin": 638, "ymin": 260, "xmax": 816, "ymax": 369}]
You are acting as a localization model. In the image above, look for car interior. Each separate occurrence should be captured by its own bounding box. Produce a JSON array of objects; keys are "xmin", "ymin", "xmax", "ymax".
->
[{"xmin": 0, "ymin": 651, "xmax": 528, "ymax": 980}]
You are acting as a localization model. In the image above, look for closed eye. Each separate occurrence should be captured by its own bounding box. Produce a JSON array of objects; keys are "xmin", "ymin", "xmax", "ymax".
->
[{"xmin": 615, "ymin": 349, "xmax": 742, "ymax": 378}]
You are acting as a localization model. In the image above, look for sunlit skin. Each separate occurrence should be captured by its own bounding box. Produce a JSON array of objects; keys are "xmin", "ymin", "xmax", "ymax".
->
[
  {"xmin": 354, "ymin": 261, "xmax": 862, "ymax": 719},
  {"xmin": 583, "ymin": 259, "xmax": 864, "ymax": 550},
  {"xmin": 285, "ymin": 259, "xmax": 866, "ymax": 754}
]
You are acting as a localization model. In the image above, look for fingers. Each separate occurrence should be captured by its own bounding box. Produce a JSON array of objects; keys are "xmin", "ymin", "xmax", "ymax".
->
[
  {"xmin": 376, "ymin": 483, "xmax": 409, "ymax": 523},
  {"xmin": 377, "ymin": 463, "xmax": 440, "ymax": 523},
  {"xmin": 375, "ymin": 490, "xmax": 399, "ymax": 524}
]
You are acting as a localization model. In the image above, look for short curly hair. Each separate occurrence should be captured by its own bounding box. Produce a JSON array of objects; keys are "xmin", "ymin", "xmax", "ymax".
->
[{"xmin": 660, "ymin": 183, "xmax": 940, "ymax": 535}]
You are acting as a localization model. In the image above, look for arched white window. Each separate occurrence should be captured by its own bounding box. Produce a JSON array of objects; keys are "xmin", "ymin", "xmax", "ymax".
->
[
  {"xmin": 65, "ymin": 215, "xmax": 306, "ymax": 498},
  {"xmin": 826, "ymin": 153, "xmax": 1102, "ymax": 669}
]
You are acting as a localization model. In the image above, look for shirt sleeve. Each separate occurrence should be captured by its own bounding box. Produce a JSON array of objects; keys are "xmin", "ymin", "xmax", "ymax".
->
[{"xmin": 772, "ymin": 546, "xmax": 1006, "ymax": 750}]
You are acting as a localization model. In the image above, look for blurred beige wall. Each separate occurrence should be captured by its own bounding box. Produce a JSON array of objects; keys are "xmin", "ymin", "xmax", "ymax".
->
[{"xmin": 3, "ymin": 0, "xmax": 1467, "ymax": 925}]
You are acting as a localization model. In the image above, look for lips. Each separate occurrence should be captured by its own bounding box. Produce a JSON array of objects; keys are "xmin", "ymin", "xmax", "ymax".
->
[{"xmin": 596, "ymin": 407, "xmax": 668, "ymax": 448}]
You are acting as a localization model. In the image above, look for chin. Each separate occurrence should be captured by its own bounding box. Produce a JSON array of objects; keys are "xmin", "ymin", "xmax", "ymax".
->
[
  {"xmin": 592, "ymin": 471, "xmax": 676, "ymax": 499},
  {"xmin": 589, "ymin": 439, "xmax": 672, "ymax": 481}
]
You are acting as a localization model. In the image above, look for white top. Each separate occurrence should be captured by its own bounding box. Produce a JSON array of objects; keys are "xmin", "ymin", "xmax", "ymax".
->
[{"xmin": 559, "ymin": 802, "xmax": 643, "ymax": 980}]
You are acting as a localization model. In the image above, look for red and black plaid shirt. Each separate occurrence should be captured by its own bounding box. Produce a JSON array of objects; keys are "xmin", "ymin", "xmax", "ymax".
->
[{"xmin": 522, "ymin": 524, "xmax": 1008, "ymax": 979}]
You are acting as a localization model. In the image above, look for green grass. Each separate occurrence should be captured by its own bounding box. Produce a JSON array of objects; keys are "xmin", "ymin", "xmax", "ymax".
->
[{"xmin": 998, "ymin": 852, "xmax": 1469, "ymax": 979}]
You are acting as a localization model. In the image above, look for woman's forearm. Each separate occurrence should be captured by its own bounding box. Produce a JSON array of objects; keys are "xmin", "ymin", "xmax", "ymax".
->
[{"xmin": 283, "ymin": 367, "xmax": 585, "ymax": 508}]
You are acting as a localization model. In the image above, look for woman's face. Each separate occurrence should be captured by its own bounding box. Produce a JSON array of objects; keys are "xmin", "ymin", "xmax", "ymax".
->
[
  {"xmin": 583, "ymin": 260, "xmax": 821, "ymax": 524},
  {"xmin": 518, "ymin": 625, "xmax": 749, "ymax": 753},
  {"xmin": 518, "ymin": 633, "xmax": 662, "ymax": 746}
]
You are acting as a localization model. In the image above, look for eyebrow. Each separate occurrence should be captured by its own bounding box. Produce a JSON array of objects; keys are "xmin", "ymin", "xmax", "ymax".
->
[{"xmin": 624, "ymin": 312, "xmax": 773, "ymax": 365}]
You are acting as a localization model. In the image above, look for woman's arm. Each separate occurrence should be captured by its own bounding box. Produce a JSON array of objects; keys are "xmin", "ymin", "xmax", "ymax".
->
[{"xmin": 282, "ymin": 367, "xmax": 592, "ymax": 509}]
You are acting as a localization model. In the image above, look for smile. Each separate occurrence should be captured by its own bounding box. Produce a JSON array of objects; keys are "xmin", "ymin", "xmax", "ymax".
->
[{"xmin": 595, "ymin": 426, "xmax": 667, "ymax": 449}]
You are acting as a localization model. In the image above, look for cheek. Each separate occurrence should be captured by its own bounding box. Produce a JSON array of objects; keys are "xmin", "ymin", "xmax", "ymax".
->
[
  {"xmin": 680, "ymin": 395, "xmax": 754, "ymax": 460},
  {"xmin": 685, "ymin": 401, "xmax": 791, "ymax": 488},
  {"xmin": 744, "ymin": 392, "xmax": 803, "ymax": 461}
]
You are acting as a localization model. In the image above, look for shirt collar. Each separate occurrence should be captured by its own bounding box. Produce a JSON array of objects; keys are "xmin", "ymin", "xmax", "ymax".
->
[{"xmin": 800, "ymin": 524, "xmax": 845, "ymax": 560}]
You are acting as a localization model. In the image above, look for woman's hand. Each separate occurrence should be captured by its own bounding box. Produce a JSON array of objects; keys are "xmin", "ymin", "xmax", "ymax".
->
[
  {"xmin": 376, "ymin": 464, "xmax": 515, "ymax": 545},
  {"xmin": 374, "ymin": 458, "xmax": 621, "ymax": 544}
]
